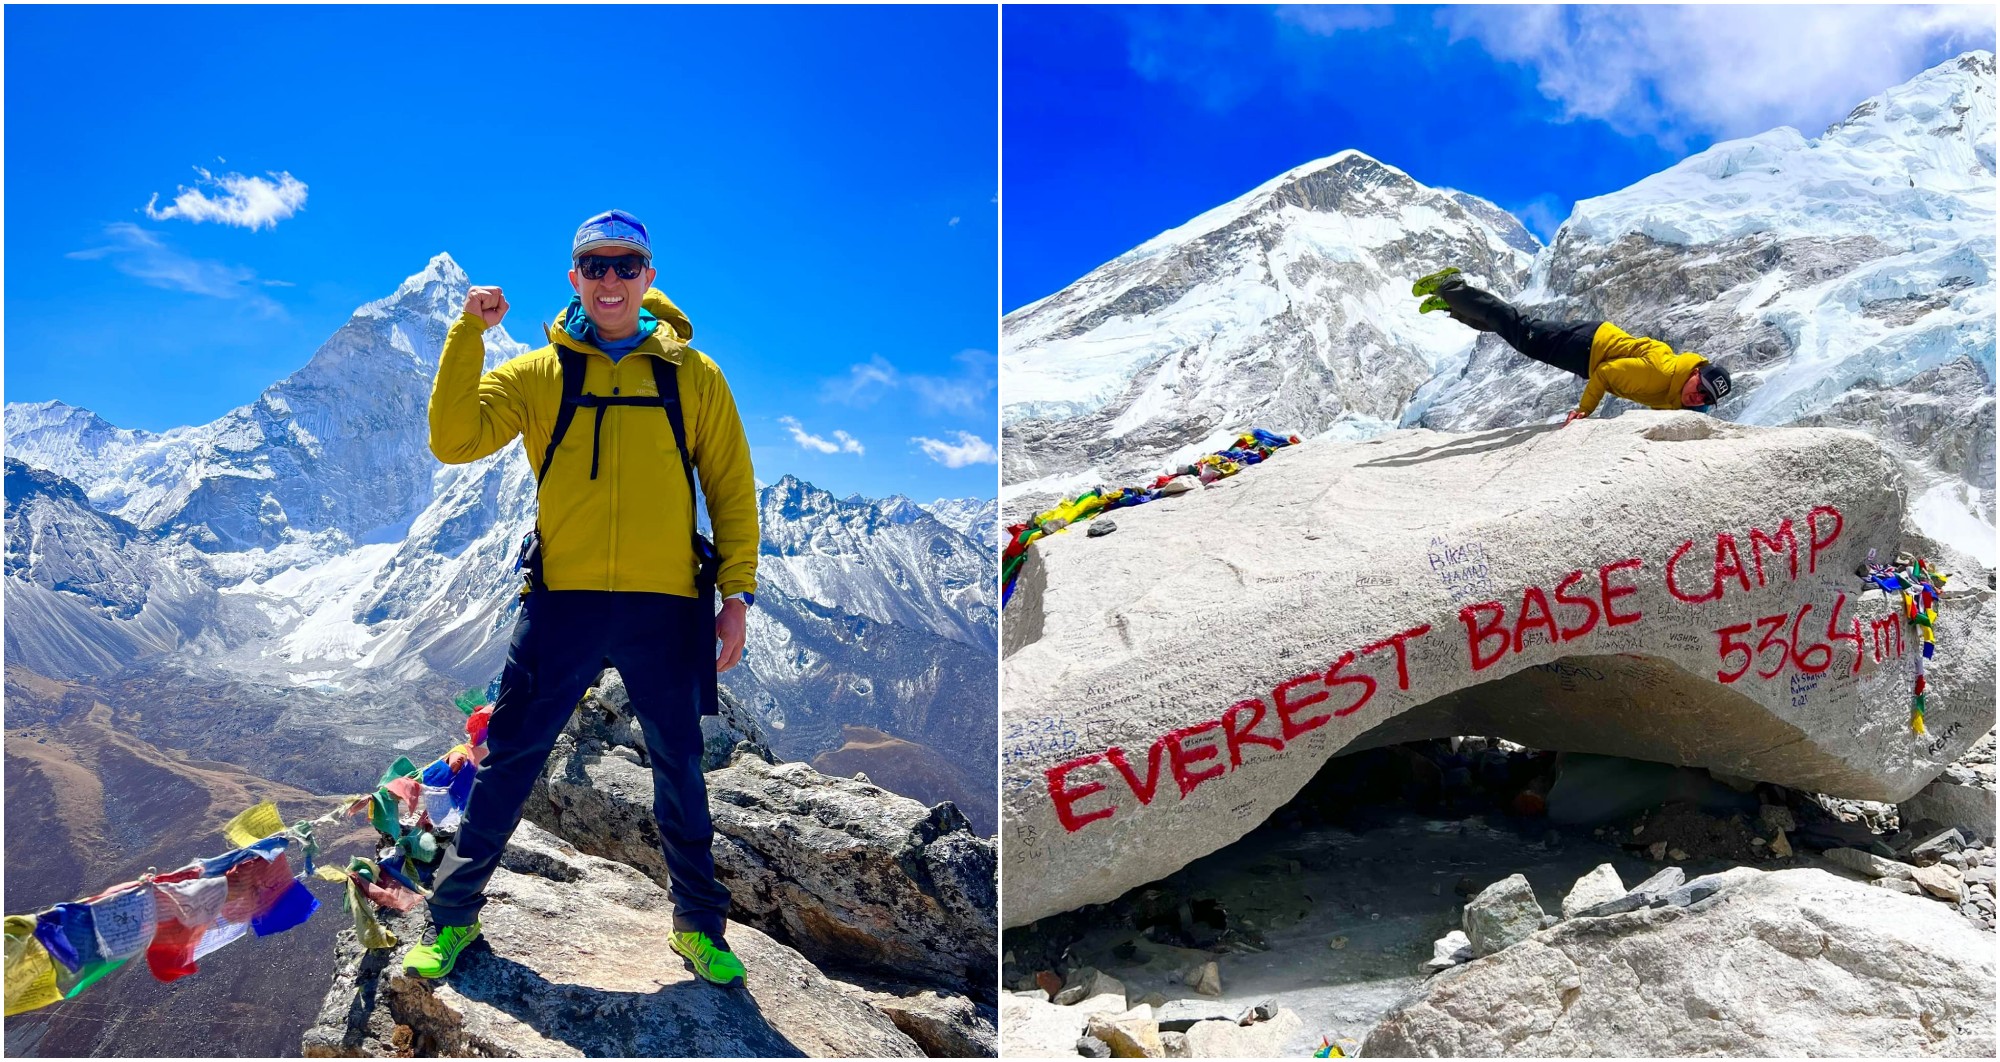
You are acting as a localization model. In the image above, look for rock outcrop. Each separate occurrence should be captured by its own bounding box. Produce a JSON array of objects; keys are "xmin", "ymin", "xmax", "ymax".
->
[
  {"xmin": 1001, "ymin": 415, "xmax": 1995, "ymax": 925},
  {"xmin": 1363, "ymin": 867, "xmax": 1994, "ymax": 1057},
  {"xmin": 527, "ymin": 674, "xmax": 998, "ymax": 998},
  {"xmin": 303, "ymin": 821, "xmax": 924, "ymax": 1058}
]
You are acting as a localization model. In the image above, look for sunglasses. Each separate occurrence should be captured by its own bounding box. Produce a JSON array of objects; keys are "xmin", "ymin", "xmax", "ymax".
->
[{"xmin": 576, "ymin": 254, "xmax": 648, "ymax": 281}]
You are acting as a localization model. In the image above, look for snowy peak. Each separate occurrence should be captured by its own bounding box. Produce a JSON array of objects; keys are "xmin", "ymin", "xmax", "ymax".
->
[
  {"xmin": 754, "ymin": 475, "xmax": 997, "ymax": 649},
  {"xmin": 359, "ymin": 252, "xmax": 472, "ymax": 318},
  {"xmin": 1001, "ymin": 144, "xmax": 1539, "ymax": 487},
  {"xmin": 1562, "ymin": 50, "xmax": 1995, "ymax": 250},
  {"xmin": 1123, "ymin": 149, "xmax": 1533, "ymax": 263},
  {"xmin": 1, "ymin": 400, "xmax": 157, "ymax": 493},
  {"xmin": 876, "ymin": 495, "xmax": 928, "ymax": 524}
]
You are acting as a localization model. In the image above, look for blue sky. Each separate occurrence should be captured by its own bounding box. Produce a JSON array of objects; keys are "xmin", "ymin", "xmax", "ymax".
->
[
  {"xmin": 6, "ymin": 5, "xmax": 998, "ymax": 504},
  {"xmin": 1004, "ymin": 4, "xmax": 1994, "ymax": 310}
]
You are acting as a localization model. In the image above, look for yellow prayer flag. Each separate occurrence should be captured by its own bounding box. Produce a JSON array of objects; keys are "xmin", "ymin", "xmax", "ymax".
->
[
  {"xmin": 315, "ymin": 867, "xmax": 351, "ymax": 885},
  {"xmin": 223, "ymin": 802, "xmax": 285, "ymax": 848},
  {"xmin": 5, "ymin": 915, "xmax": 63, "ymax": 1017}
]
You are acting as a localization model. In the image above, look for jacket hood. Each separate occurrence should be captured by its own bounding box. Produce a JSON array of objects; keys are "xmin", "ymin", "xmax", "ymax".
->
[
  {"xmin": 1665, "ymin": 353, "xmax": 1707, "ymax": 407},
  {"xmin": 547, "ymin": 287, "xmax": 694, "ymax": 356}
]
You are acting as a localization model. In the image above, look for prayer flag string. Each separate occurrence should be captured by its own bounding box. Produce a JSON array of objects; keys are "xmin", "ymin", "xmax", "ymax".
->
[
  {"xmin": 5, "ymin": 685, "xmax": 495, "ymax": 1016},
  {"xmin": 1003, "ymin": 428, "xmax": 1301, "ymax": 603},
  {"xmin": 1865, "ymin": 556, "xmax": 1949, "ymax": 735}
]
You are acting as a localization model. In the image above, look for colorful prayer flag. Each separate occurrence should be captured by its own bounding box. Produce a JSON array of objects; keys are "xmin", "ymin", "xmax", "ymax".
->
[
  {"xmin": 4, "ymin": 916, "xmax": 63, "ymax": 1016},
  {"xmin": 222, "ymin": 802, "xmax": 285, "ymax": 848}
]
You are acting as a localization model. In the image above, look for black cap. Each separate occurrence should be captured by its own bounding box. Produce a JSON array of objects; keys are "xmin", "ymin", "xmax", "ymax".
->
[{"xmin": 1697, "ymin": 363, "xmax": 1732, "ymax": 404}]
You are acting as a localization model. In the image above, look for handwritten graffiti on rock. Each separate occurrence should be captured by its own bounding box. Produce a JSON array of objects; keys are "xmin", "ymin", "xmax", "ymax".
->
[
  {"xmin": 1043, "ymin": 624, "xmax": 1436, "ymax": 832},
  {"xmin": 1428, "ymin": 536, "xmax": 1495, "ymax": 606},
  {"xmin": 1926, "ymin": 721, "xmax": 1965, "ymax": 757}
]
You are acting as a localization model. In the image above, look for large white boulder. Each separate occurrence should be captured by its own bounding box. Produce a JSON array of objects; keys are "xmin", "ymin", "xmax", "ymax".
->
[
  {"xmin": 1001, "ymin": 415, "xmax": 1994, "ymax": 926},
  {"xmin": 1363, "ymin": 867, "xmax": 1995, "ymax": 1056}
]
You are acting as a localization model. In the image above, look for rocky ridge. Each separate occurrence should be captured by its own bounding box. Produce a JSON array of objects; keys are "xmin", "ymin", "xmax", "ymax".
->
[
  {"xmin": 307, "ymin": 673, "xmax": 998, "ymax": 1057},
  {"xmin": 1000, "ymin": 728, "xmax": 1997, "ymax": 1058}
]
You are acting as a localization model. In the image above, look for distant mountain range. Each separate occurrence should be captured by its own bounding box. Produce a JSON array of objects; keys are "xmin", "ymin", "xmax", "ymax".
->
[{"xmin": 4, "ymin": 255, "xmax": 997, "ymax": 830}]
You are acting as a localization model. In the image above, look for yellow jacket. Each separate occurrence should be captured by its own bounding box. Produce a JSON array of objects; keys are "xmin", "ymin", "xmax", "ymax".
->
[
  {"xmin": 428, "ymin": 288, "xmax": 759, "ymax": 599},
  {"xmin": 1578, "ymin": 323, "xmax": 1708, "ymax": 416}
]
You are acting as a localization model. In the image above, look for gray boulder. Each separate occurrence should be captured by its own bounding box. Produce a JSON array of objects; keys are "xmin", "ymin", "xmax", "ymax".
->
[
  {"xmin": 1053, "ymin": 967, "xmax": 1125, "ymax": 1007},
  {"xmin": 840, "ymin": 985, "xmax": 998, "ymax": 1059},
  {"xmin": 1364, "ymin": 868, "xmax": 1994, "ymax": 1057},
  {"xmin": 1902, "ymin": 779, "xmax": 1996, "ymax": 843},
  {"xmin": 1422, "ymin": 930, "xmax": 1475, "ymax": 973},
  {"xmin": 1000, "ymin": 990, "xmax": 1127, "ymax": 1058},
  {"xmin": 1000, "ymin": 416, "xmax": 1995, "ymax": 925},
  {"xmin": 529, "ymin": 735, "xmax": 995, "ymax": 996},
  {"xmin": 1184, "ymin": 1009, "xmax": 1303, "ymax": 1058},
  {"xmin": 1560, "ymin": 863, "xmax": 1626, "ymax": 918},
  {"xmin": 1464, "ymin": 874, "xmax": 1545, "ymax": 955},
  {"xmin": 1573, "ymin": 866, "xmax": 1687, "ymax": 917},
  {"xmin": 302, "ymin": 821, "xmax": 921, "ymax": 1057},
  {"xmin": 1823, "ymin": 847, "xmax": 1918, "ymax": 881}
]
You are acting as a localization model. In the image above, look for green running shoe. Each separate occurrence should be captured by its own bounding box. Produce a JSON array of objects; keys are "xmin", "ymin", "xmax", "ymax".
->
[
  {"xmin": 402, "ymin": 922, "xmax": 481, "ymax": 979},
  {"xmin": 671, "ymin": 930, "xmax": 745, "ymax": 985},
  {"xmin": 1417, "ymin": 295, "xmax": 1451, "ymax": 314},
  {"xmin": 1411, "ymin": 266, "xmax": 1462, "ymax": 296}
]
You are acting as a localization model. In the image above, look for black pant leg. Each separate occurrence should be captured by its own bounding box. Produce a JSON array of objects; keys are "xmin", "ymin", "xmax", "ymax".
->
[
  {"xmin": 427, "ymin": 592, "xmax": 606, "ymax": 927},
  {"xmin": 608, "ymin": 592, "xmax": 734, "ymax": 943},
  {"xmin": 1438, "ymin": 282, "xmax": 1599, "ymax": 381},
  {"xmin": 1514, "ymin": 319, "xmax": 1600, "ymax": 380}
]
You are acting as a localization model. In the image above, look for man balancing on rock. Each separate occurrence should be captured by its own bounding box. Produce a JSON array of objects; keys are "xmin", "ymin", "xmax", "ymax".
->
[
  {"xmin": 1413, "ymin": 267, "xmax": 1732, "ymax": 424},
  {"xmin": 411, "ymin": 209, "xmax": 759, "ymax": 985}
]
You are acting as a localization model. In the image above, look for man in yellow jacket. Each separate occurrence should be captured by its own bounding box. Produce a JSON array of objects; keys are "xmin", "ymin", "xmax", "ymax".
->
[
  {"xmin": 1414, "ymin": 268, "xmax": 1732, "ymax": 424},
  {"xmin": 407, "ymin": 209, "xmax": 759, "ymax": 986}
]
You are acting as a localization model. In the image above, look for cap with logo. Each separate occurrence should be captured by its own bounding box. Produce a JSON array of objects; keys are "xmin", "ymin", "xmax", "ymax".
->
[
  {"xmin": 572, "ymin": 209, "xmax": 651, "ymax": 260},
  {"xmin": 1696, "ymin": 363, "xmax": 1733, "ymax": 404}
]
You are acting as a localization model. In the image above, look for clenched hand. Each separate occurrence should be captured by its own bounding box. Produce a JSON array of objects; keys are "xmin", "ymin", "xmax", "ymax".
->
[{"xmin": 464, "ymin": 286, "xmax": 509, "ymax": 328}]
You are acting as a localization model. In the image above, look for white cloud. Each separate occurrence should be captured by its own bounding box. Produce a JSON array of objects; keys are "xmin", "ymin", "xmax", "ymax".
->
[
  {"xmin": 1439, "ymin": 5, "xmax": 1995, "ymax": 145},
  {"xmin": 779, "ymin": 416, "xmax": 864, "ymax": 455},
  {"xmin": 912, "ymin": 431, "xmax": 997, "ymax": 468},
  {"xmin": 67, "ymin": 223, "xmax": 286, "ymax": 314},
  {"xmin": 949, "ymin": 216, "xmax": 962, "ymax": 226},
  {"xmin": 824, "ymin": 349, "xmax": 995, "ymax": 415},
  {"xmin": 144, "ymin": 167, "xmax": 308, "ymax": 230},
  {"xmin": 1276, "ymin": 5, "xmax": 1395, "ymax": 35}
]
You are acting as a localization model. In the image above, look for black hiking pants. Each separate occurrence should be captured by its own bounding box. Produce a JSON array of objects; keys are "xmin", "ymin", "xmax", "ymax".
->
[
  {"xmin": 426, "ymin": 590, "xmax": 731, "ymax": 941},
  {"xmin": 1436, "ymin": 282, "xmax": 1600, "ymax": 381}
]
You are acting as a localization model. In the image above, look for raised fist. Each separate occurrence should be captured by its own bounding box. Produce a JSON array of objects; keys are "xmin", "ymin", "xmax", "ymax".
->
[{"xmin": 464, "ymin": 286, "xmax": 508, "ymax": 328}]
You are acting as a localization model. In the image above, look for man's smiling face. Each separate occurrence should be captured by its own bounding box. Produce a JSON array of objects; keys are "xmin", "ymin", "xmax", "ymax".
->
[{"xmin": 569, "ymin": 253, "xmax": 657, "ymax": 340}]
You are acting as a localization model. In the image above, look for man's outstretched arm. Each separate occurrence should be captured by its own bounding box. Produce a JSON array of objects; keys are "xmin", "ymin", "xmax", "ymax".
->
[{"xmin": 429, "ymin": 286, "xmax": 530, "ymax": 464}]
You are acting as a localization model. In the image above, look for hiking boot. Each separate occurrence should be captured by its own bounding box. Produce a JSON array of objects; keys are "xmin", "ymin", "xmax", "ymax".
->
[
  {"xmin": 671, "ymin": 930, "xmax": 745, "ymax": 985},
  {"xmin": 1410, "ymin": 266, "xmax": 1462, "ymax": 296},
  {"xmin": 402, "ymin": 922, "xmax": 481, "ymax": 979},
  {"xmin": 1417, "ymin": 294, "xmax": 1451, "ymax": 314}
]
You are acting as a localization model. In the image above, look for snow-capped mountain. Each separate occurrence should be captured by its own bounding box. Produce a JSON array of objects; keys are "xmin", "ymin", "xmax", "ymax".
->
[
  {"xmin": 757, "ymin": 476, "xmax": 995, "ymax": 649},
  {"xmin": 924, "ymin": 496, "xmax": 1000, "ymax": 549},
  {"xmin": 1415, "ymin": 51, "xmax": 1995, "ymax": 562},
  {"xmin": 1001, "ymin": 149, "xmax": 1540, "ymax": 503},
  {"xmin": 4, "ymin": 256, "xmax": 997, "ymax": 804},
  {"xmin": 1002, "ymin": 52, "xmax": 1995, "ymax": 564}
]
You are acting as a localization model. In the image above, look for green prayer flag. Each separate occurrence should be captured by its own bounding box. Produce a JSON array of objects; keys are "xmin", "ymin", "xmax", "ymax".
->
[{"xmin": 378, "ymin": 757, "xmax": 418, "ymax": 788}]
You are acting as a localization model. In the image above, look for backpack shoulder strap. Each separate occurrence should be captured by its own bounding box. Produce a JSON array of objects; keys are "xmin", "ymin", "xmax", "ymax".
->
[
  {"xmin": 538, "ymin": 347, "xmax": 588, "ymax": 484},
  {"xmin": 650, "ymin": 355, "xmax": 698, "ymax": 500}
]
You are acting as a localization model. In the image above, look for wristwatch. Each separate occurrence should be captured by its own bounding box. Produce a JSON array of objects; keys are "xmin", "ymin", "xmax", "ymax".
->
[{"xmin": 726, "ymin": 592, "xmax": 755, "ymax": 608}]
